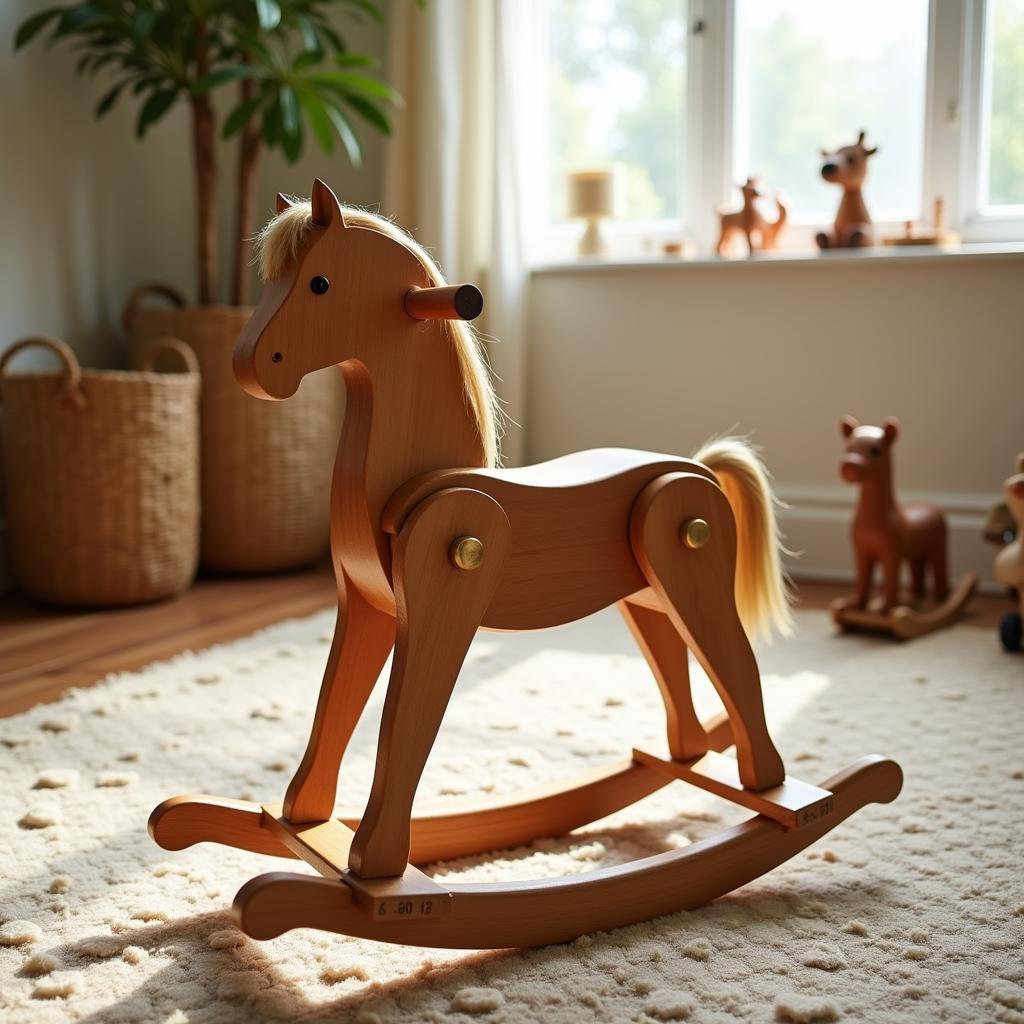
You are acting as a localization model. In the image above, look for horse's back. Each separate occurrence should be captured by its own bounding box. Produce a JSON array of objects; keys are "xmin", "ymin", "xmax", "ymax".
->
[{"xmin": 384, "ymin": 448, "xmax": 715, "ymax": 630}]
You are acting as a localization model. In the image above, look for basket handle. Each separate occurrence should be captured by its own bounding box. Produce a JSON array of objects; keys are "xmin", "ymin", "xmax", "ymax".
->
[
  {"xmin": 122, "ymin": 282, "xmax": 187, "ymax": 334},
  {"xmin": 135, "ymin": 336, "xmax": 200, "ymax": 377},
  {"xmin": 0, "ymin": 336, "xmax": 86, "ymax": 408}
]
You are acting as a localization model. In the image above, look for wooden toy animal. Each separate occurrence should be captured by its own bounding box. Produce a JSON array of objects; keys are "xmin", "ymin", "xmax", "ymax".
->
[
  {"xmin": 815, "ymin": 132, "xmax": 877, "ymax": 249},
  {"xmin": 150, "ymin": 180, "xmax": 902, "ymax": 950},
  {"xmin": 832, "ymin": 416, "xmax": 976, "ymax": 639},
  {"xmin": 716, "ymin": 178, "xmax": 787, "ymax": 255},
  {"xmin": 994, "ymin": 454, "xmax": 1024, "ymax": 652}
]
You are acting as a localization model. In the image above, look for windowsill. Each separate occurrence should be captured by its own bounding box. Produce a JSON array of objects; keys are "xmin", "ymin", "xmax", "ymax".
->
[{"xmin": 530, "ymin": 240, "xmax": 1024, "ymax": 274}]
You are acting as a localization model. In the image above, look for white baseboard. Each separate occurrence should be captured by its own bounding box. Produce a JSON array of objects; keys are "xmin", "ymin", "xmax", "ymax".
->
[{"xmin": 777, "ymin": 484, "xmax": 1002, "ymax": 595}]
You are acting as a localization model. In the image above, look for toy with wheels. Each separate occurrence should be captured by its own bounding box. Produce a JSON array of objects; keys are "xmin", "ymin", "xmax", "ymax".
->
[
  {"xmin": 994, "ymin": 454, "xmax": 1024, "ymax": 652},
  {"xmin": 149, "ymin": 181, "xmax": 903, "ymax": 949},
  {"xmin": 831, "ymin": 416, "xmax": 976, "ymax": 639}
]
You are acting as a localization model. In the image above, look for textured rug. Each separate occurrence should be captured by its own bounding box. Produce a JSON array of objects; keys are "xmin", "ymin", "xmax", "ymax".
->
[{"xmin": 1, "ymin": 605, "xmax": 1021, "ymax": 1024}]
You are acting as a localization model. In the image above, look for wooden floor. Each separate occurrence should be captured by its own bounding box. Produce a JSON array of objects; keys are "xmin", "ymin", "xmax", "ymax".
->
[
  {"xmin": 0, "ymin": 571, "xmax": 1008, "ymax": 718},
  {"xmin": 0, "ymin": 564, "xmax": 337, "ymax": 716}
]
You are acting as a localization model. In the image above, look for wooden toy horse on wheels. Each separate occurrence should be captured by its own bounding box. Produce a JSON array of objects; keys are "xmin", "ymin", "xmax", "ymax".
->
[{"xmin": 149, "ymin": 180, "xmax": 902, "ymax": 949}]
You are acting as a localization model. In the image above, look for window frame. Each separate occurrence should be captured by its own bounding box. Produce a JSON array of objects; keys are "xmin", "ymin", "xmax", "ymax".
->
[{"xmin": 527, "ymin": 0, "xmax": 1024, "ymax": 261}]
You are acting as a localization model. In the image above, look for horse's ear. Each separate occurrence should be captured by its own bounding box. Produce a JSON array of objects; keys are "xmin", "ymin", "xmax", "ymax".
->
[
  {"xmin": 275, "ymin": 193, "xmax": 293, "ymax": 214},
  {"xmin": 840, "ymin": 415, "xmax": 858, "ymax": 438},
  {"xmin": 882, "ymin": 417, "xmax": 900, "ymax": 445},
  {"xmin": 857, "ymin": 130, "xmax": 866, "ymax": 145},
  {"xmin": 820, "ymin": 148, "xmax": 829, "ymax": 158},
  {"xmin": 865, "ymin": 145, "xmax": 879, "ymax": 157},
  {"xmin": 311, "ymin": 178, "xmax": 344, "ymax": 228}
]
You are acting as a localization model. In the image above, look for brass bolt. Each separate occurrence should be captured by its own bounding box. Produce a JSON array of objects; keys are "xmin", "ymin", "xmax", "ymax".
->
[
  {"xmin": 450, "ymin": 535, "xmax": 484, "ymax": 571},
  {"xmin": 681, "ymin": 517, "xmax": 711, "ymax": 549}
]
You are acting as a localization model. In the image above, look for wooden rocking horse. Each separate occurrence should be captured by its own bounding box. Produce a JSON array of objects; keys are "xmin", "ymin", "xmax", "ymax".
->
[
  {"xmin": 831, "ymin": 416, "xmax": 977, "ymax": 639},
  {"xmin": 149, "ymin": 180, "xmax": 902, "ymax": 949}
]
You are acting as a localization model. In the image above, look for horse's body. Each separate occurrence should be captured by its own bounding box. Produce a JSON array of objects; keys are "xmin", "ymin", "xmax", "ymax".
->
[{"xmin": 839, "ymin": 416, "xmax": 948, "ymax": 611}]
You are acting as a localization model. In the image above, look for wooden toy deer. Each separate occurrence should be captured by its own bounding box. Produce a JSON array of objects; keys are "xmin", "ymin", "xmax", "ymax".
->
[
  {"xmin": 149, "ymin": 180, "xmax": 902, "ymax": 950},
  {"xmin": 994, "ymin": 454, "xmax": 1024, "ymax": 651},
  {"xmin": 832, "ymin": 416, "xmax": 976, "ymax": 639},
  {"xmin": 716, "ymin": 177, "xmax": 787, "ymax": 255},
  {"xmin": 816, "ymin": 132, "xmax": 877, "ymax": 249}
]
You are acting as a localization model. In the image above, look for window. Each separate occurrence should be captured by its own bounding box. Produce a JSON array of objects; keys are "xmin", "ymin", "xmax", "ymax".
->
[
  {"xmin": 982, "ymin": 0, "xmax": 1024, "ymax": 209},
  {"xmin": 545, "ymin": 0, "xmax": 686, "ymax": 224},
  {"xmin": 531, "ymin": 0, "xmax": 1024, "ymax": 259},
  {"xmin": 732, "ymin": 0, "xmax": 929, "ymax": 222}
]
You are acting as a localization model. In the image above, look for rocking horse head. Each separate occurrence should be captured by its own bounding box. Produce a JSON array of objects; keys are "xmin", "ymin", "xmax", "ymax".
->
[
  {"xmin": 820, "ymin": 131, "xmax": 878, "ymax": 191},
  {"xmin": 838, "ymin": 415, "xmax": 898, "ymax": 485},
  {"xmin": 234, "ymin": 178, "xmax": 498, "ymax": 466}
]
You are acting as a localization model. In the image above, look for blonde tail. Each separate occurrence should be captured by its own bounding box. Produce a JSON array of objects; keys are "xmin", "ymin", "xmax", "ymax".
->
[{"xmin": 691, "ymin": 436, "xmax": 793, "ymax": 642}]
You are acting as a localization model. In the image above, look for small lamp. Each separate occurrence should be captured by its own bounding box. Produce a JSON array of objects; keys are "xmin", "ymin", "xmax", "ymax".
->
[{"xmin": 567, "ymin": 170, "xmax": 616, "ymax": 257}]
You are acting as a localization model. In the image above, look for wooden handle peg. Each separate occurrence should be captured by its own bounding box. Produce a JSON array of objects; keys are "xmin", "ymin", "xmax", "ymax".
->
[{"xmin": 405, "ymin": 285, "xmax": 483, "ymax": 322}]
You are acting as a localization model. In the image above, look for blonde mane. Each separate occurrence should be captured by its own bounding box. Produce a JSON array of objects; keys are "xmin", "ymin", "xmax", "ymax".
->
[{"xmin": 254, "ymin": 201, "xmax": 500, "ymax": 468}]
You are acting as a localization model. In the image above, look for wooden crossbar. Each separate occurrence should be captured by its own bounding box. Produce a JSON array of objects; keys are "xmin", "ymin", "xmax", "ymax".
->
[
  {"xmin": 260, "ymin": 804, "xmax": 451, "ymax": 920},
  {"xmin": 632, "ymin": 749, "xmax": 834, "ymax": 830}
]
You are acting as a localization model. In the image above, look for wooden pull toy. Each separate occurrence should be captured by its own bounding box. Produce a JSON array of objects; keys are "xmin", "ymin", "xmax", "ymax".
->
[
  {"xmin": 994, "ymin": 454, "xmax": 1024, "ymax": 652},
  {"xmin": 815, "ymin": 131, "xmax": 877, "ymax": 250},
  {"xmin": 830, "ymin": 416, "xmax": 977, "ymax": 639},
  {"xmin": 149, "ymin": 179, "xmax": 903, "ymax": 950}
]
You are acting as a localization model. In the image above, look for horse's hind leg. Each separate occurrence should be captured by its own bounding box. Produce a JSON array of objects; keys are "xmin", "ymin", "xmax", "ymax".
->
[
  {"xmin": 348, "ymin": 488, "xmax": 510, "ymax": 879},
  {"xmin": 619, "ymin": 599, "xmax": 709, "ymax": 761},
  {"xmin": 910, "ymin": 557, "xmax": 927, "ymax": 601},
  {"xmin": 931, "ymin": 522, "xmax": 950, "ymax": 601},
  {"xmin": 630, "ymin": 472, "xmax": 785, "ymax": 791}
]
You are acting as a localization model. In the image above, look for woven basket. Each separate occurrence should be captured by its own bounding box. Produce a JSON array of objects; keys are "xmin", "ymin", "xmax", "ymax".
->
[
  {"xmin": 123, "ymin": 284, "xmax": 343, "ymax": 573},
  {"xmin": 0, "ymin": 336, "xmax": 200, "ymax": 607}
]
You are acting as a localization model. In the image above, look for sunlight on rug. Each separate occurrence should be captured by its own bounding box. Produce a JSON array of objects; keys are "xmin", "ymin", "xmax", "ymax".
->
[{"xmin": 0, "ymin": 608, "xmax": 1021, "ymax": 1023}]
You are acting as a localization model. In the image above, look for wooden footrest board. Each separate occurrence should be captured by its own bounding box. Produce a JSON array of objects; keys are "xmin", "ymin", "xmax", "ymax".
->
[
  {"xmin": 260, "ymin": 804, "xmax": 451, "ymax": 919},
  {"xmin": 632, "ymin": 749, "xmax": 834, "ymax": 829}
]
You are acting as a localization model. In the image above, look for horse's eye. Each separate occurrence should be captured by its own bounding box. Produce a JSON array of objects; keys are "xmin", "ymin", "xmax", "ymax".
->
[
  {"xmin": 846, "ymin": 154, "xmax": 857, "ymax": 166},
  {"xmin": 869, "ymin": 446, "xmax": 882, "ymax": 457},
  {"xmin": 310, "ymin": 275, "xmax": 330, "ymax": 295}
]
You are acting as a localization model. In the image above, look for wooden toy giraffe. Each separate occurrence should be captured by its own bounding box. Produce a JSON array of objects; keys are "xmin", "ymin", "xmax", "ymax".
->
[
  {"xmin": 816, "ymin": 131, "xmax": 878, "ymax": 249},
  {"xmin": 149, "ymin": 180, "xmax": 902, "ymax": 949}
]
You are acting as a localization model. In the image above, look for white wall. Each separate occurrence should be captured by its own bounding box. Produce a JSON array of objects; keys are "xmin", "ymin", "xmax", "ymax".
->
[
  {"xmin": 0, "ymin": 0, "xmax": 387, "ymax": 369},
  {"xmin": 526, "ymin": 251, "xmax": 1024, "ymax": 588}
]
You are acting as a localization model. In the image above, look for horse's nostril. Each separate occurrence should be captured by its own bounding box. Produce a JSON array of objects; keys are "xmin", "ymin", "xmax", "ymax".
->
[
  {"xmin": 271, "ymin": 352, "xmax": 283, "ymax": 364},
  {"xmin": 822, "ymin": 163, "xmax": 839, "ymax": 176}
]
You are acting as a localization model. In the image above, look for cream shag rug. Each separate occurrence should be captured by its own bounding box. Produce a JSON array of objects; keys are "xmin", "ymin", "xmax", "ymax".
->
[{"xmin": 1, "ymin": 606, "xmax": 1022, "ymax": 1024}]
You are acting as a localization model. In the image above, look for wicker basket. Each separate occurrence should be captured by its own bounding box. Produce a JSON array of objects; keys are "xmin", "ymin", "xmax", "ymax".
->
[
  {"xmin": 0, "ymin": 336, "xmax": 200, "ymax": 607},
  {"xmin": 123, "ymin": 284, "xmax": 342, "ymax": 573}
]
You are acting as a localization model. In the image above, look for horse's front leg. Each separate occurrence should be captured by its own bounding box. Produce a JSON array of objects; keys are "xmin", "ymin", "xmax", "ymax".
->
[
  {"xmin": 630, "ymin": 472, "xmax": 785, "ymax": 791},
  {"xmin": 348, "ymin": 488, "xmax": 511, "ymax": 879},
  {"xmin": 284, "ymin": 576, "xmax": 396, "ymax": 822}
]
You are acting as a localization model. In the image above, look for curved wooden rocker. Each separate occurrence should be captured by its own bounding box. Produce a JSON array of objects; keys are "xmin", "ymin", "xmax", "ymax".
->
[{"xmin": 150, "ymin": 180, "xmax": 903, "ymax": 950}]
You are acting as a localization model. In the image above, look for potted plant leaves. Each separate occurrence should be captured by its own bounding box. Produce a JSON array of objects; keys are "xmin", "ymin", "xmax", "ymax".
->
[{"xmin": 15, "ymin": 0, "xmax": 400, "ymax": 572}]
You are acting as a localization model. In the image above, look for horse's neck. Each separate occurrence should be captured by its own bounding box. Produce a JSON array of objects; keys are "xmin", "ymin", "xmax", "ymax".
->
[
  {"xmin": 332, "ymin": 328, "xmax": 486, "ymax": 607},
  {"xmin": 837, "ymin": 188, "xmax": 870, "ymax": 226},
  {"xmin": 854, "ymin": 474, "xmax": 897, "ymax": 523}
]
